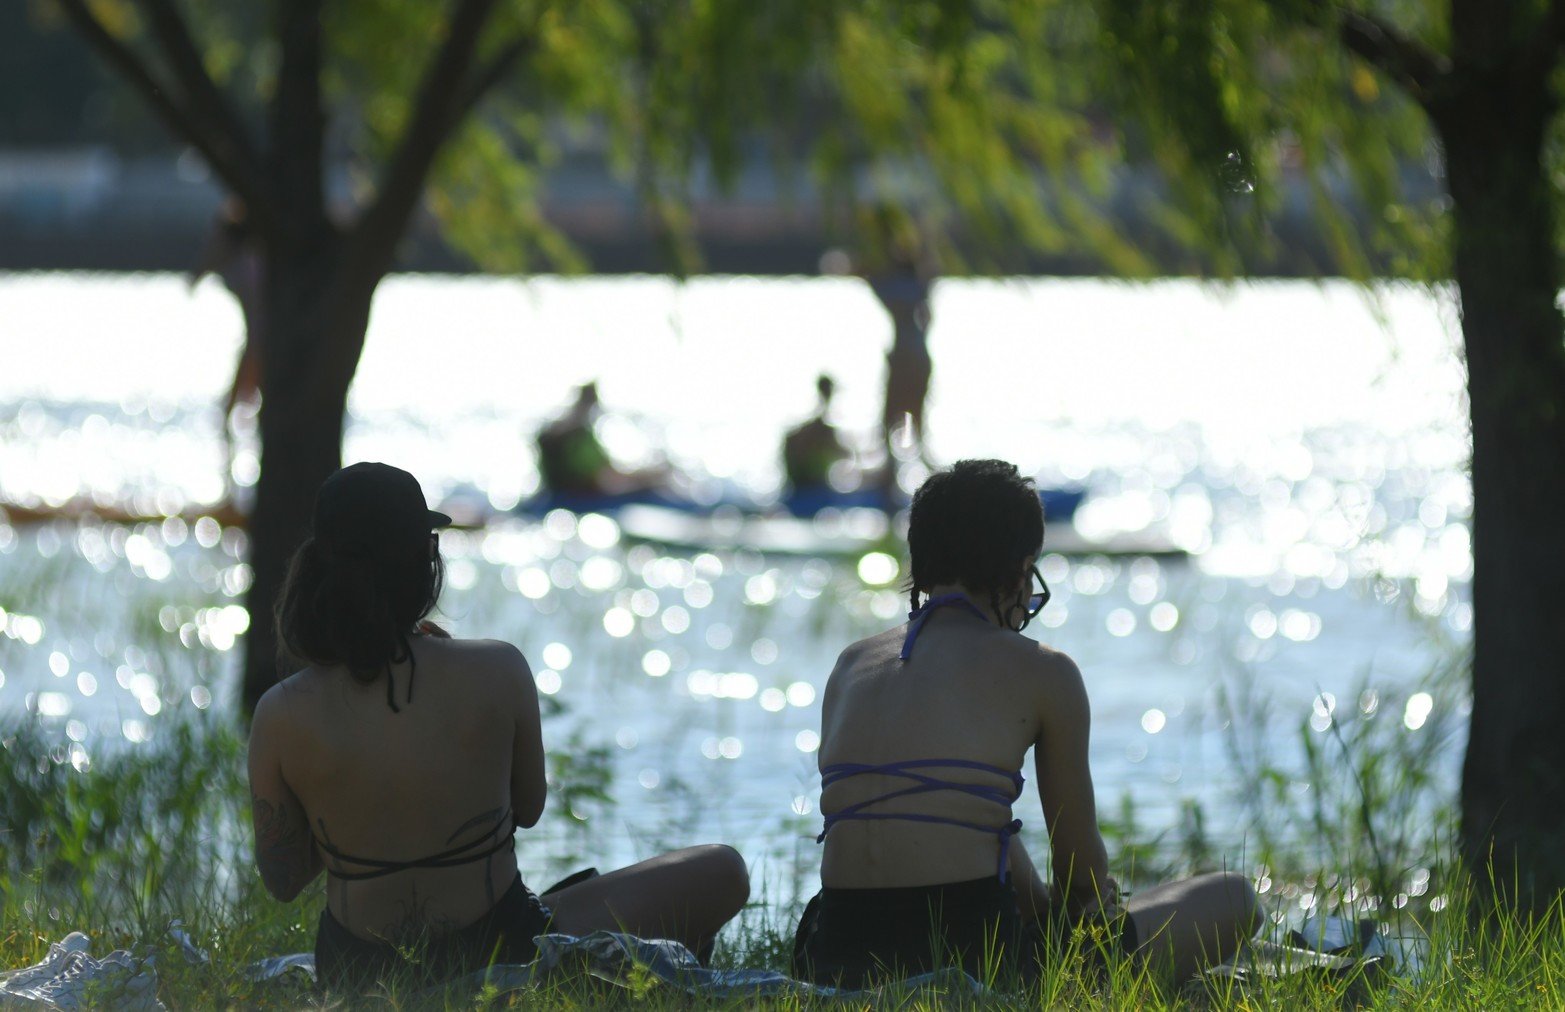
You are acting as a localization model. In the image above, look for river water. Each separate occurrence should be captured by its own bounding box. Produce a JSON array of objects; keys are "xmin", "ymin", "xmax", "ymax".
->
[{"xmin": 0, "ymin": 272, "xmax": 1471, "ymax": 893}]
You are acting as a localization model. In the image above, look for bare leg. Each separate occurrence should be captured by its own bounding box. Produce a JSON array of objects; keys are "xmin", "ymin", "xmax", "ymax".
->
[
  {"xmin": 881, "ymin": 350, "xmax": 932, "ymax": 465},
  {"xmin": 1125, "ymin": 871, "xmax": 1260, "ymax": 980},
  {"xmin": 541, "ymin": 845, "xmax": 749, "ymax": 958}
]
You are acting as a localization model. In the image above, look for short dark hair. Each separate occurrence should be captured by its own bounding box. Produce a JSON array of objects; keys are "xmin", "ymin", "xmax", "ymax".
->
[
  {"xmin": 906, "ymin": 459, "xmax": 1043, "ymax": 615},
  {"xmin": 274, "ymin": 525, "xmax": 443, "ymax": 711}
]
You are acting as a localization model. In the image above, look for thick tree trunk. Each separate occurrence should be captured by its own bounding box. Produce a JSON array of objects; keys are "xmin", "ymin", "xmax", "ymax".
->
[
  {"xmin": 239, "ymin": 233, "xmax": 378, "ymax": 716},
  {"xmin": 1445, "ymin": 76, "xmax": 1565, "ymax": 913}
]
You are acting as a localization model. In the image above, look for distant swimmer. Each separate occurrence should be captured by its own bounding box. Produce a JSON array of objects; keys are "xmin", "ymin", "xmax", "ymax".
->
[
  {"xmin": 867, "ymin": 260, "xmax": 931, "ymax": 464},
  {"xmin": 782, "ymin": 375, "xmax": 850, "ymax": 492},
  {"xmin": 848, "ymin": 204, "xmax": 938, "ymax": 481},
  {"xmin": 534, "ymin": 383, "xmax": 668, "ymax": 498},
  {"xmin": 189, "ymin": 197, "xmax": 264, "ymax": 500}
]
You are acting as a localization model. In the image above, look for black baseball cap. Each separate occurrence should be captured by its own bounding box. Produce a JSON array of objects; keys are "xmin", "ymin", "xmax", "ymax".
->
[{"xmin": 313, "ymin": 462, "xmax": 451, "ymax": 551}]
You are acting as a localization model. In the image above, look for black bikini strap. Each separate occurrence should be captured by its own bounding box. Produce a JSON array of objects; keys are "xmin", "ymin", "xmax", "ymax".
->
[
  {"xmin": 322, "ymin": 832, "xmax": 517, "ymax": 882},
  {"xmin": 316, "ymin": 807, "xmax": 514, "ymax": 881},
  {"xmin": 382, "ymin": 630, "xmax": 417, "ymax": 714}
]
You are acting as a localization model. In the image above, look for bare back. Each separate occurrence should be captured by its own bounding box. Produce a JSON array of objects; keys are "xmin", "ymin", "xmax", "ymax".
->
[
  {"xmin": 248, "ymin": 636, "xmax": 545, "ymax": 943},
  {"xmin": 818, "ymin": 605, "xmax": 1106, "ymax": 892}
]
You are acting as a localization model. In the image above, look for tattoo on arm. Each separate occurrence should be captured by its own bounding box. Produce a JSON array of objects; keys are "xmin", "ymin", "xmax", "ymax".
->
[{"xmin": 252, "ymin": 792, "xmax": 310, "ymax": 899}]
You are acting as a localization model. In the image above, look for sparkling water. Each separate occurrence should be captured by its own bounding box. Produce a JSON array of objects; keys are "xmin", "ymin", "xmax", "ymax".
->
[{"xmin": 0, "ymin": 272, "xmax": 1471, "ymax": 891}]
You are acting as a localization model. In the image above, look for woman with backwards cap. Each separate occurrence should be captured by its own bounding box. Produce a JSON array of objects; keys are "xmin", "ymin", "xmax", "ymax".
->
[
  {"xmin": 247, "ymin": 462, "xmax": 749, "ymax": 991},
  {"xmin": 792, "ymin": 459, "xmax": 1258, "ymax": 987}
]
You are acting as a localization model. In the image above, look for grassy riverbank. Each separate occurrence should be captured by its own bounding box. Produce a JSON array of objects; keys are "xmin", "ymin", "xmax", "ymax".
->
[
  {"xmin": 0, "ymin": 518, "xmax": 1493, "ymax": 1006},
  {"xmin": 2, "ymin": 858, "xmax": 1562, "ymax": 1009},
  {"xmin": 3, "ymin": 662, "xmax": 1555, "ymax": 1011}
]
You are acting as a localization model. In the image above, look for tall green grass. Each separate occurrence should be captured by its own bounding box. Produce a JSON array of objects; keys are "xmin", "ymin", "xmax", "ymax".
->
[{"xmin": 6, "ymin": 665, "xmax": 1565, "ymax": 1011}]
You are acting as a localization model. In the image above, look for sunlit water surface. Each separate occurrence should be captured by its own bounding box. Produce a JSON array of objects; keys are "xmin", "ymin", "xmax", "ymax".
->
[{"xmin": 0, "ymin": 273, "xmax": 1471, "ymax": 899}]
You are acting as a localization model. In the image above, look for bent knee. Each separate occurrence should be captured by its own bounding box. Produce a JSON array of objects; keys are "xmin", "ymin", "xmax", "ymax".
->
[
  {"xmin": 694, "ymin": 844, "xmax": 750, "ymax": 910},
  {"xmin": 1205, "ymin": 871, "xmax": 1261, "ymax": 934}
]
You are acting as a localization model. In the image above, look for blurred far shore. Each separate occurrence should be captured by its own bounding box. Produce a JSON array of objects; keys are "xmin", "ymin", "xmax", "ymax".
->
[{"xmin": 0, "ymin": 145, "xmax": 1434, "ymax": 277}]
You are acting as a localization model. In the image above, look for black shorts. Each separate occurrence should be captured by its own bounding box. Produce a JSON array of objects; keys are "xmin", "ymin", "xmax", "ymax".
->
[
  {"xmin": 315, "ymin": 875, "xmax": 553, "ymax": 992},
  {"xmin": 791, "ymin": 876, "xmax": 1138, "ymax": 989}
]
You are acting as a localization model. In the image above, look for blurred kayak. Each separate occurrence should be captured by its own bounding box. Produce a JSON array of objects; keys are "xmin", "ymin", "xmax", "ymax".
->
[
  {"xmin": 515, "ymin": 485, "xmax": 1087, "ymax": 523},
  {"xmin": 607, "ymin": 502, "xmax": 1184, "ymax": 559}
]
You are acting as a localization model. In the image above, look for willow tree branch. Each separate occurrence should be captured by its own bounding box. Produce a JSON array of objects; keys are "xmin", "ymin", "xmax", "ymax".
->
[
  {"xmin": 447, "ymin": 32, "xmax": 536, "ymax": 134},
  {"xmin": 1336, "ymin": 8, "xmax": 1449, "ymax": 109},
  {"xmin": 56, "ymin": 0, "xmax": 270, "ymax": 215},
  {"xmin": 351, "ymin": 0, "xmax": 501, "ymax": 276},
  {"xmin": 1525, "ymin": 0, "xmax": 1565, "ymax": 82},
  {"xmin": 135, "ymin": 0, "xmax": 267, "ymax": 197}
]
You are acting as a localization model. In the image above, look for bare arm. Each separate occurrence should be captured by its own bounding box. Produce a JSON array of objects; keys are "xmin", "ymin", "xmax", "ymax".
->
[
  {"xmin": 506, "ymin": 645, "xmax": 547, "ymax": 828},
  {"xmin": 246, "ymin": 688, "xmax": 322, "ymax": 901},
  {"xmin": 1034, "ymin": 653, "xmax": 1112, "ymax": 919}
]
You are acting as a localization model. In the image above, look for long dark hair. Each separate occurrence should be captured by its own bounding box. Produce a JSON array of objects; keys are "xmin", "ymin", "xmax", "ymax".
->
[
  {"xmin": 906, "ymin": 459, "xmax": 1043, "ymax": 629},
  {"xmin": 274, "ymin": 530, "xmax": 444, "ymax": 711}
]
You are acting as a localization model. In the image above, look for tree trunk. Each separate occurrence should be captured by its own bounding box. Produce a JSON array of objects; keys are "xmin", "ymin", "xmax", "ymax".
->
[
  {"xmin": 1445, "ymin": 74, "xmax": 1565, "ymax": 913},
  {"xmin": 240, "ymin": 233, "xmax": 378, "ymax": 716}
]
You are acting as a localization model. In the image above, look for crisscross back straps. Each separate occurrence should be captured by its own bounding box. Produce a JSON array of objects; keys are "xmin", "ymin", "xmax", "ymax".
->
[
  {"xmin": 817, "ymin": 759, "xmax": 1025, "ymax": 881},
  {"xmin": 315, "ymin": 808, "xmax": 515, "ymax": 882}
]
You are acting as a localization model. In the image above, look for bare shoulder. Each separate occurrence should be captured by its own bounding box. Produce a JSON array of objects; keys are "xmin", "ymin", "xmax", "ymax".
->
[
  {"xmin": 429, "ymin": 638, "xmax": 534, "ymax": 702},
  {"xmin": 432, "ymin": 636, "xmax": 528, "ymax": 667},
  {"xmin": 249, "ymin": 677, "xmax": 304, "ymax": 767},
  {"xmin": 1024, "ymin": 638, "xmax": 1082, "ymax": 679},
  {"xmin": 834, "ymin": 631, "xmax": 881, "ymax": 667},
  {"xmin": 252, "ymin": 669, "xmax": 317, "ymax": 732},
  {"xmin": 821, "ymin": 632, "xmax": 887, "ymax": 708},
  {"xmin": 999, "ymin": 636, "xmax": 1086, "ymax": 694},
  {"xmin": 827, "ymin": 628, "xmax": 899, "ymax": 679}
]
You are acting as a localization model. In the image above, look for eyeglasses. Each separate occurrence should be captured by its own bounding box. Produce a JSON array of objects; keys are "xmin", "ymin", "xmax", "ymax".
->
[{"xmin": 1026, "ymin": 566, "xmax": 1050, "ymax": 618}]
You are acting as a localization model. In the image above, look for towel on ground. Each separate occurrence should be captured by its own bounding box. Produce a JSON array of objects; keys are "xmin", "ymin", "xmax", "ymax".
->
[{"xmin": 1, "ymin": 914, "xmax": 1402, "ymax": 1008}]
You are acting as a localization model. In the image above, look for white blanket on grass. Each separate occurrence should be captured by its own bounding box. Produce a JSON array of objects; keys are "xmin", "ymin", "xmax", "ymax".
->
[
  {"xmin": 0, "ymin": 928, "xmax": 986, "ymax": 1007},
  {"xmin": 0, "ymin": 930, "xmax": 203, "ymax": 1012}
]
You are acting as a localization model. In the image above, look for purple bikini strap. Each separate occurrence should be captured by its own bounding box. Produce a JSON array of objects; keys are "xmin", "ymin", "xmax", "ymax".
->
[
  {"xmin": 817, "ymin": 758, "xmax": 1026, "ymax": 881},
  {"xmin": 901, "ymin": 593, "xmax": 990, "ymax": 660}
]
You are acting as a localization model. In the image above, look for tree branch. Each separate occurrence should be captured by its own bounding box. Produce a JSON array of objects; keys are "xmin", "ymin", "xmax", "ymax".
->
[
  {"xmin": 447, "ymin": 32, "xmax": 536, "ymax": 135},
  {"xmin": 135, "ymin": 0, "xmax": 268, "ymax": 205},
  {"xmin": 1336, "ymin": 8, "xmax": 1449, "ymax": 109},
  {"xmin": 1522, "ymin": 0, "xmax": 1565, "ymax": 86},
  {"xmin": 269, "ymin": 0, "xmax": 328, "ymax": 232},
  {"xmin": 56, "ymin": 0, "xmax": 270, "ymax": 215},
  {"xmin": 350, "ymin": 0, "xmax": 503, "ymax": 277}
]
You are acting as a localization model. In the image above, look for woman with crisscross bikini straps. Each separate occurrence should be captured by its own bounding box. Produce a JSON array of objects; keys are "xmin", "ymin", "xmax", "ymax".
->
[{"xmin": 791, "ymin": 460, "xmax": 1260, "ymax": 988}]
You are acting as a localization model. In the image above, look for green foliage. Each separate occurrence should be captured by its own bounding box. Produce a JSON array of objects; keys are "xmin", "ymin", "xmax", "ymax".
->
[
  {"xmin": 28, "ymin": 1, "xmax": 1183, "ymax": 275},
  {"xmin": 1216, "ymin": 593, "xmax": 1467, "ymax": 914},
  {"xmin": 1095, "ymin": 0, "xmax": 1446, "ymax": 280},
  {"xmin": 0, "ymin": 713, "xmax": 247, "ymax": 927},
  {"xmin": 541, "ymin": 725, "xmax": 616, "ymax": 877},
  {"xmin": 586, "ymin": 0, "xmax": 1150, "ymax": 274}
]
